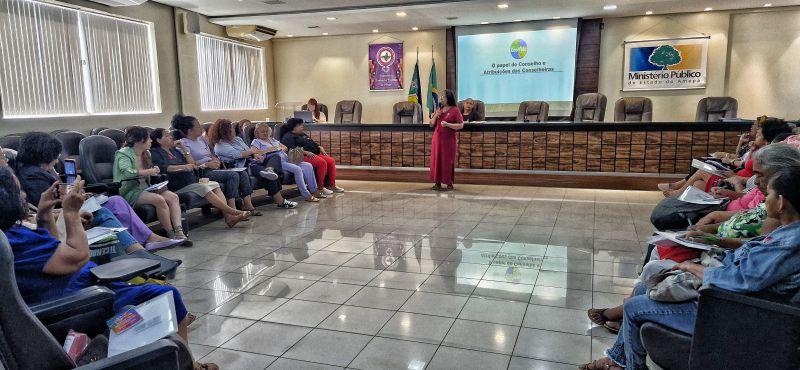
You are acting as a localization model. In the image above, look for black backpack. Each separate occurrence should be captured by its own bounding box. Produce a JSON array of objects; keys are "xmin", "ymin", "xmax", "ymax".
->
[{"xmin": 650, "ymin": 197, "xmax": 730, "ymax": 231}]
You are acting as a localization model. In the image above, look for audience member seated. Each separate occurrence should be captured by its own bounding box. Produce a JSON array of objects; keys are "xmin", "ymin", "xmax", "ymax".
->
[
  {"xmin": 14, "ymin": 132, "xmax": 182, "ymax": 252},
  {"xmin": 0, "ymin": 168, "xmax": 216, "ymax": 369},
  {"xmin": 235, "ymin": 118, "xmax": 254, "ymax": 139},
  {"xmin": 581, "ymin": 163, "xmax": 800, "ymax": 370},
  {"xmin": 149, "ymin": 128, "xmax": 250, "ymax": 228},
  {"xmin": 113, "ymin": 127, "xmax": 192, "ymax": 246},
  {"xmin": 306, "ymin": 98, "xmax": 327, "ymax": 123},
  {"xmin": 252, "ymin": 123, "xmax": 324, "ymax": 202},
  {"xmin": 172, "ymin": 114, "xmax": 261, "ymax": 216},
  {"xmin": 459, "ymin": 98, "xmax": 482, "ymax": 122},
  {"xmin": 281, "ymin": 118, "xmax": 344, "ymax": 194},
  {"xmin": 661, "ymin": 117, "xmax": 793, "ymax": 197},
  {"xmin": 209, "ymin": 118, "xmax": 298, "ymax": 209}
]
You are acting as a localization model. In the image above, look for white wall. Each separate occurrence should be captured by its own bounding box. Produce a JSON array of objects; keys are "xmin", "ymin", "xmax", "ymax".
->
[{"xmin": 272, "ymin": 30, "xmax": 446, "ymax": 123}]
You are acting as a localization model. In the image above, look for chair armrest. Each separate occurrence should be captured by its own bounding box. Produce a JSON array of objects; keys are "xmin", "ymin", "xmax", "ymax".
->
[
  {"xmin": 77, "ymin": 339, "xmax": 180, "ymax": 370},
  {"xmin": 641, "ymin": 322, "xmax": 691, "ymax": 370},
  {"xmin": 90, "ymin": 257, "xmax": 160, "ymax": 283},
  {"xmin": 689, "ymin": 286, "xmax": 800, "ymax": 370},
  {"xmin": 30, "ymin": 286, "xmax": 116, "ymax": 343}
]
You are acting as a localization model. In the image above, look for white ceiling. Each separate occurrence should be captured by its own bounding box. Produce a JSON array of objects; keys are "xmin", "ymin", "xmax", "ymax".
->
[{"xmin": 153, "ymin": 0, "xmax": 800, "ymax": 38}]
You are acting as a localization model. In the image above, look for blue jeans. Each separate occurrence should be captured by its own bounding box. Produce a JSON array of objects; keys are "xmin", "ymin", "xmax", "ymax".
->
[
  {"xmin": 92, "ymin": 208, "xmax": 138, "ymax": 255},
  {"xmin": 606, "ymin": 282, "xmax": 698, "ymax": 369},
  {"xmin": 282, "ymin": 160, "xmax": 317, "ymax": 198}
]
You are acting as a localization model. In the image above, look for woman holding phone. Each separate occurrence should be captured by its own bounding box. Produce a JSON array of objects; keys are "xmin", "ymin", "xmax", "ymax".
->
[{"xmin": 429, "ymin": 89, "xmax": 464, "ymax": 191}]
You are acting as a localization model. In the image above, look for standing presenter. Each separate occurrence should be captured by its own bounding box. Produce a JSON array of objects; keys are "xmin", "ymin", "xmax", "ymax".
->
[{"xmin": 429, "ymin": 89, "xmax": 464, "ymax": 191}]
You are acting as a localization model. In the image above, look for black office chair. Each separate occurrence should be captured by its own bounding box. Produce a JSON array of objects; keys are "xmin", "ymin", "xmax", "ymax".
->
[
  {"xmin": 0, "ymin": 231, "xmax": 192, "ymax": 370},
  {"xmin": 97, "ymin": 129, "xmax": 126, "ymax": 149},
  {"xmin": 49, "ymin": 129, "xmax": 70, "ymax": 136},
  {"xmin": 55, "ymin": 131, "xmax": 86, "ymax": 174},
  {"xmin": 243, "ymin": 125, "xmax": 256, "ymax": 145},
  {"xmin": 0, "ymin": 135, "xmax": 21, "ymax": 151},
  {"xmin": 641, "ymin": 286, "xmax": 800, "ymax": 370},
  {"xmin": 90, "ymin": 127, "xmax": 109, "ymax": 136},
  {"xmin": 301, "ymin": 103, "xmax": 329, "ymax": 119},
  {"xmin": 2, "ymin": 148, "xmax": 17, "ymax": 172}
]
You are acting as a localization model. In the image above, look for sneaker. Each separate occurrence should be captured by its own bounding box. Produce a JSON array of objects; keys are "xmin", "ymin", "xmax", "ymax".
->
[
  {"xmin": 276, "ymin": 200, "xmax": 298, "ymax": 209},
  {"xmin": 314, "ymin": 191, "xmax": 328, "ymax": 198},
  {"xmin": 260, "ymin": 169, "xmax": 279, "ymax": 181},
  {"xmin": 321, "ymin": 188, "xmax": 334, "ymax": 195},
  {"xmin": 327, "ymin": 186, "xmax": 345, "ymax": 193}
]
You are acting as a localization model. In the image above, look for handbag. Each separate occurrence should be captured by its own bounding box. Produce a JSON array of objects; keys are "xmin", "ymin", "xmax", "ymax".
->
[
  {"xmin": 650, "ymin": 197, "xmax": 729, "ymax": 231},
  {"xmin": 287, "ymin": 147, "xmax": 304, "ymax": 164}
]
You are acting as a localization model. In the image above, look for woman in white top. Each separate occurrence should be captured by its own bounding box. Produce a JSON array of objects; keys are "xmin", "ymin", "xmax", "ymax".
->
[{"xmin": 307, "ymin": 98, "xmax": 327, "ymax": 123}]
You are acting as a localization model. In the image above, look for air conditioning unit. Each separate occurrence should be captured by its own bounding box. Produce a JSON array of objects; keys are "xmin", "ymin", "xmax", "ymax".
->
[
  {"xmin": 88, "ymin": 0, "xmax": 147, "ymax": 6},
  {"xmin": 226, "ymin": 25, "xmax": 277, "ymax": 42}
]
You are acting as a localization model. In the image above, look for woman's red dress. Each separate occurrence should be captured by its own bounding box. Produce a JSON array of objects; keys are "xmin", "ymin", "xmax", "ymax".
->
[{"xmin": 430, "ymin": 106, "xmax": 463, "ymax": 185}]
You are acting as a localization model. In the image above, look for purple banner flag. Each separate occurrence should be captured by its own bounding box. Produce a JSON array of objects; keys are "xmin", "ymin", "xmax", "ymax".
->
[{"xmin": 368, "ymin": 42, "xmax": 403, "ymax": 91}]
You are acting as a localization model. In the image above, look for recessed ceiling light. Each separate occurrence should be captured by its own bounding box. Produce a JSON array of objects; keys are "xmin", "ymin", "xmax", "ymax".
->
[
  {"xmin": 603, "ymin": 4, "xmax": 617, "ymax": 10},
  {"xmin": 396, "ymin": 11, "xmax": 407, "ymax": 16},
  {"xmin": 497, "ymin": 3, "xmax": 509, "ymax": 9},
  {"xmin": 764, "ymin": 3, "xmax": 772, "ymax": 6},
  {"xmin": 480, "ymin": 21, "xmax": 489, "ymax": 24},
  {"xmin": 412, "ymin": 26, "xmax": 419, "ymax": 31},
  {"xmin": 704, "ymin": 7, "xmax": 713, "ymax": 11},
  {"xmin": 645, "ymin": 10, "xmax": 653, "ymax": 15},
  {"xmin": 322, "ymin": 32, "xmax": 328, "ymax": 35},
  {"xmin": 326, "ymin": 17, "xmax": 336, "ymax": 20},
  {"xmin": 553, "ymin": 16, "xmax": 561, "ymax": 19},
  {"xmin": 372, "ymin": 29, "xmax": 379, "ymax": 33},
  {"xmin": 513, "ymin": 19, "xmax": 522, "ymax": 22},
  {"xmin": 287, "ymin": 34, "xmax": 293, "ymax": 37}
]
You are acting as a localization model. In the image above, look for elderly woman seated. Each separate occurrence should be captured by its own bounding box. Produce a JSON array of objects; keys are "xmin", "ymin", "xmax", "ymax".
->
[
  {"xmin": 0, "ymin": 167, "xmax": 217, "ymax": 370},
  {"xmin": 581, "ymin": 163, "xmax": 800, "ymax": 370}
]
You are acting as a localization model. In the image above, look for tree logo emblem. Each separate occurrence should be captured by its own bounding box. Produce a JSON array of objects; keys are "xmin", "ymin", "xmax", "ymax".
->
[
  {"xmin": 510, "ymin": 39, "xmax": 528, "ymax": 59},
  {"xmin": 648, "ymin": 45, "xmax": 682, "ymax": 69}
]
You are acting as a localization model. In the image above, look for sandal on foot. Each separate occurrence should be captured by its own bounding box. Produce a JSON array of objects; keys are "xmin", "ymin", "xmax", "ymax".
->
[
  {"xmin": 604, "ymin": 321, "xmax": 621, "ymax": 334},
  {"xmin": 243, "ymin": 209, "xmax": 262, "ymax": 216},
  {"xmin": 579, "ymin": 357, "xmax": 622, "ymax": 370},
  {"xmin": 587, "ymin": 308, "xmax": 612, "ymax": 326},
  {"xmin": 194, "ymin": 362, "xmax": 218, "ymax": 370},
  {"xmin": 305, "ymin": 196, "xmax": 320, "ymax": 202},
  {"xmin": 225, "ymin": 213, "xmax": 247, "ymax": 228},
  {"xmin": 186, "ymin": 313, "xmax": 197, "ymax": 326}
]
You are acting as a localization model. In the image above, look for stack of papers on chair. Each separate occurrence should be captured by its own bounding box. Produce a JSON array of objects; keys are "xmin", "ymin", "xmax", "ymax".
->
[
  {"xmin": 678, "ymin": 186, "xmax": 725, "ymax": 205},
  {"xmin": 144, "ymin": 181, "xmax": 168, "ymax": 193},
  {"xmin": 85, "ymin": 227, "xmax": 123, "ymax": 245},
  {"xmin": 652, "ymin": 231, "xmax": 715, "ymax": 251},
  {"xmin": 107, "ymin": 291, "xmax": 178, "ymax": 357}
]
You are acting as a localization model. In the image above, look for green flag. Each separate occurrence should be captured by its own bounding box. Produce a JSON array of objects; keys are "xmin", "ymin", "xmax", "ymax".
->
[
  {"xmin": 408, "ymin": 60, "xmax": 422, "ymax": 105},
  {"xmin": 426, "ymin": 60, "xmax": 439, "ymax": 118}
]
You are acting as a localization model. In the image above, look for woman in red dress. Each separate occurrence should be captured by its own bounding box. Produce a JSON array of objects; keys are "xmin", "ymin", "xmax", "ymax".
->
[{"xmin": 429, "ymin": 89, "xmax": 464, "ymax": 191}]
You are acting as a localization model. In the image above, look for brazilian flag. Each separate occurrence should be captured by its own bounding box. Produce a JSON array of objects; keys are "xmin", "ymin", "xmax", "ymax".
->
[
  {"xmin": 408, "ymin": 60, "xmax": 422, "ymax": 105},
  {"xmin": 426, "ymin": 60, "xmax": 439, "ymax": 118}
]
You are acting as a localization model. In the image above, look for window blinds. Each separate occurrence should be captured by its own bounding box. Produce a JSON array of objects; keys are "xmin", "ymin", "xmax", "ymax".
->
[
  {"xmin": 0, "ymin": 0, "xmax": 160, "ymax": 118},
  {"xmin": 196, "ymin": 35, "xmax": 266, "ymax": 111}
]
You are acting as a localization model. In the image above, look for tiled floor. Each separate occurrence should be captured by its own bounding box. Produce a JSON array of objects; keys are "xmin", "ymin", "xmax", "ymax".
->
[{"xmin": 157, "ymin": 180, "xmax": 661, "ymax": 370}]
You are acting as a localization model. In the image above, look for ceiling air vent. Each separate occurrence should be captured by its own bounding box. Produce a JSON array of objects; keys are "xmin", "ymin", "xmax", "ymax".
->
[
  {"xmin": 445, "ymin": 16, "xmax": 459, "ymax": 20},
  {"xmin": 226, "ymin": 25, "xmax": 278, "ymax": 41}
]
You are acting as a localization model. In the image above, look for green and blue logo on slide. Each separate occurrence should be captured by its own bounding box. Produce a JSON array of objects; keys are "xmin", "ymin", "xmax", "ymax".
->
[{"xmin": 510, "ymin": 39, "xmax": 528, "ymax": 59}]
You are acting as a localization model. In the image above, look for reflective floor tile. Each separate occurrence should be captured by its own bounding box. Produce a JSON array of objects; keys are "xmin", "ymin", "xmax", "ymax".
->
[
  {"xmin": 349, "ymin": 337, "xmax": 438, "ymax": 370},
  {"xmin": 294, "ymin": 281, "xmax": 363, "ymax": 304},
  {"xmin": 427, "ymin": 346, "xmax": 511, "ymax": 370},
  {"xmin": 341, "ymin": 254, "xmax": 384, "ymax": 269},
  {"xmin": 522, "ymin": 305, "xmax": 593, "ymax": 335},
  {"xmin": 262, "ymin": 299, "xmax": 340, "ymax": 327},
  {"xmin": 182, "ymin": 288, "xmax": 239, "ymax": 314},
  {"xmin": 399, "ymin": 291, "xmax": 469, "ymax": 318},
  {"xmin": 545, "ymin": 245, "xmax": 594, "ymax": 261},
  {"xmin": 199, "ymin": 348, "xmax": 276, "ymax": 370},
  {"xmin": 508, "ymin": 356, "xmax": 576, "ymax": 370},
  {"xmin": 403, "ymin": 246, "xmax": 455, "ymax": 261},
  {"xmin": 446, "ymin": 249, "xmax": 497, "ymax": 265},
  {"xmin": 530, "ymin": 286, "xmax": 593, "ymax": 309},
  {"xmin": 267, "ymin": 248, "xmax": 318, "ymax": 263},
  {"xmin": 482, "ymin": 265, "xmax": 540, "ymax": 285},
  {"xmin": 547, "ymin": 235, "xmax": 594, "ymax": 249},
  {"xmin": 513, "ymin": 328, "xmax": 591, "ymax": 365},
  {"xmin": 247, "ymin": 277, "xmax": 314, "ymax": 298},
  {"xmin": 211, "ymin": 294, "xmax": 288, "ymax": 320},
  {"xmin": 187, "ymin": 314, "xmax": 255, "ymax": 347},
  {"xmin": 418, "ymin": 275, "xmax": 480, "ymax": 296},
  {"xmin": 442, "ymin": 319, "xmax": 520, "ymax": 354},
  {"xmin": 541, "ymin": 257, "xmax": 593, "ymax": 274},
  {"xmin": 432, "ymin": 260, "xmax": 490, "ymax": 279},
  {"xmin": 277, "ymin": 263, "xmax": 339, "ymax": 281},
  {"xmin": 221, "ymin": 321, "xmax": 310, "ymax": 356},
  {"xmin": 458, "ymin": 297, "xmax": 528, "ymax": 326},
  {"xmin": 345, "ymin": 286, "xmax": 414, "ymax": 310},
  {"xmin": 194, "ymin": 256, "xmax": 256, "ymax": 272},
  {"xmin": 593, "ymin": 261, "xmax": 641, "ymax": 278},
  {"xmin": 283, "ymin": 329, "xmax": 372, "ymax": 367},
  {"xmin": 378, "ymin": 312, "xmax": 455, "ymax": 344},
  {"xmin": 499, "ymin": 242, "xmax": 548, "ymax": 256},
  {"xmin": 592, "ymin": 291, "xmax": 628, "ymax": 308},
  {"xmin": 236, "ymin": 259, "xmax": 297, "ymax": 277},
  {"xmin": 368, "ymin": 271, "xmax": 430, "ymax": 290},
  {"xmin": 267, "ymin": 358, "xmax": 343, "ymax": 370},
  {"xmin": 202, "ymin": 272, "xmax": 269, "ymax": 293},
  {"xmin": 188, "ymin": 344, "xmax": 215, "ymax": 360},
  {"xmin": 473, "ymin": 280, "xmax": 533, "ymax": 302},
  {"xmin": 592, "ymin": 275, "xmax": 637, "ymax": 295},
  {"xmin": 535, "ymin": 270, "xmax": 593, "ymax": 291},
  {"xmin": 303, "ymin": 251, "xmax": 359, "ymax": 266},
  {"xmin": 321, "ymin": 266, "xmax": 381, "ymax": 285},
  {"xmin": 323, "ymin": 240, "xmax": 374, "ymax": 253},
  {"xmin": 318, "ymin": 305, "xmax": 395, "ymax": 335},
  {"xmin": 592, "ymin": 336, "xmax": 617, "ymax": 360},
  {"xmin": 388, "ymin": 257, "xmax": 443, "ymax": 274},
  {"xmin": 170, "ymin": 268, "xmax": 225, "ymax": 288}
]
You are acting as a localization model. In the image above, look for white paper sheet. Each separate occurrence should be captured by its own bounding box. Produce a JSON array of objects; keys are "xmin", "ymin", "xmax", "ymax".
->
[
  {"xmin": 108, "ymin": 291, "xmax": 178, "ymax": 357},
  {"xmin": 654, "ymin": 231, "xmax": 715, "ymax": 251},
  {"xmin": 677, "ymin": 186, "xmax": 725, "ymax": 205}
]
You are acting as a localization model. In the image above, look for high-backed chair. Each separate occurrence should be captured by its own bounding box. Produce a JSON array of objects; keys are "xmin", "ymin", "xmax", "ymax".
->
[
  {"xmin": 695, "ymin": 97, "xmax": 738, "ymax": 122},
  {"xmin": 54, "ymin": 131, "xmax": 86, "ymax": 172},
  {"xmin": 0, "ymin": 229, "xmax": 193, "ymax": 370},
  {"xmin": 97, "ymin": 129, "xmax": 125, "ymax": 149},
  {"xmin": 301, "ymin": 103, "xmax": 329, "ymax": 119},
  {"xmin": 202, "ymin": 122, "xmax": 212, "ymax": 134},
  {"xmin": 243, "ymin": 124, "xmax": 256, "ymax": 145},
  {"xmin": 392, "ymin": 102, "xmax": 422, "ymax": 124},
  {"xmin": 49, "ymin": 129, "xmax": 69, "ymax": 136},
  {"xmin": 2, "ymin": 148, "xmax": 17, "ymax": 172},
  {"xmin": 574, "ymin": 93, "xmax": 607, "ymax": 122},
  {"xmin": 516, "ymin": 101, "xmax": 550, "ymax": 122},
  {"xmin": 334, "ymin": 100, "xmax": 363, "ymax": 123},
  {"xmin": 614, "ymin": 97, "xmax": 653, "ymax": 122},
  {"xmin": 90, "ymin": 127, "xmax": 108, "ymax": 136},
  {"xmin": 457, "ymin": 100, "xmax": 486, "ymax": 121},
  {"xmin": 0, "ymin": 135, "xmax": 21, "ymax": 151}
]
